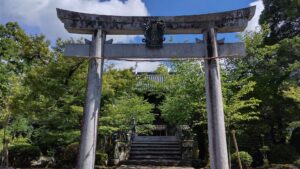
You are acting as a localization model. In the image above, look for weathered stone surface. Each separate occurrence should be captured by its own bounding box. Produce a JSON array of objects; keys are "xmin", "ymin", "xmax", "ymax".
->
[
  {"xmin": 57, "ymin": 6, "xmax": 255, "ymax": 35},
  {"xmin": 64, "ymin": 43, "xmax": 245, "ymax": 60},
  {"xmin": 204, "ymin": 28, "xmax": 229, "ymax": 169},
  {"xmin": 76, "ymin": 30, "xmax": 105, "ymax": 169},
  {"xmin": 117, "ymin": 165, "xmax": 195, "ymax": 169}
]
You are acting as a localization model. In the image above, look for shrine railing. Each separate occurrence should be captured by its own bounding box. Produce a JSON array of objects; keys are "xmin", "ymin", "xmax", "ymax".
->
[{"xmin": 108, "ymin": 118, "xmax": 136, "ymax": 165}]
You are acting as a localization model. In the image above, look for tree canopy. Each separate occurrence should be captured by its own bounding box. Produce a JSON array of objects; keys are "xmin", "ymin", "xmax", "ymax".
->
[
  {"xmin": 1, "ymin": 1, "xmax": 300, "ymax": 166},
  {"xmin": 260, "ymin": 0, "xmax": 300, "ymax": 44}
]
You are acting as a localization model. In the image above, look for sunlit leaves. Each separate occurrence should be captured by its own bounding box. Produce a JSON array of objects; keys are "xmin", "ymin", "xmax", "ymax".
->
[{"xmin": 100, "ymin": 95, "xmax": 154, "ymax": 135}]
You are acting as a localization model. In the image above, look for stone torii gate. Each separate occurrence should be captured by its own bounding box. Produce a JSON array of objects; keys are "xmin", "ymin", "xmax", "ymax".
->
[{"xmin": 57, "ymin": 6, "xmax": 255, "ymax": 169}]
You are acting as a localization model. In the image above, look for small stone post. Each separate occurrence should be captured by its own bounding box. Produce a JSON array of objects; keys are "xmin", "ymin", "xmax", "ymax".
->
[
  {"xmin": 204, "ymin": 28, "xmax": 229, "ymax": 169},
  {"xmin": 76, "ymin": 30, "xmax": 106, "ymax": 169}
]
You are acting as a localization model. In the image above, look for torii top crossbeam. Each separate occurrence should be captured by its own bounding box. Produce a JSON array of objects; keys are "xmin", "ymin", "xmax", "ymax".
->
[{"xmin": 57, "ymin": 6, "xmax": 255, "ymax": 35}]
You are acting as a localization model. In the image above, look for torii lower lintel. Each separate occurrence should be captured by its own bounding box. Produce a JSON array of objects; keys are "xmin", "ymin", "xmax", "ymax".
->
[{"xmin": 63, "ymin": 42, "xmax": 246, "ymax": 60}]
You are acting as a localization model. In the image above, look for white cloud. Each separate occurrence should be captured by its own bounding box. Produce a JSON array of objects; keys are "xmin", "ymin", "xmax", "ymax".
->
[
  {"xmin": 135, "ymin": 62, "xmax": 162, "ymax": 72},
  {"xmin": 107, "ymin": 61, "xmax": 162, "ymax": 72},
  {"xmin": 0, "ymin": 0, "xmax": 161, "ymax": 72},
  {"xmin": 0, "ymin": 0, "xmax": 148, "ymax": 42},
  {"xmin": 245, "ymin": 0, "xmax": 264, "ymax": 32}
]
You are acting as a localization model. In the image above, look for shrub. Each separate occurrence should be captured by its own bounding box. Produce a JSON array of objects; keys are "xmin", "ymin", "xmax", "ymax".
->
[
  {"xmin": 63, "ymin": 142, "xmax": 79, "ymax": 167},
  {"xmin": 290, "ymin": 128, "xmax": 300, "ymax": 154},
  {"xmin": 95, "ymin": 151, "xmax": 108, "ymax": 166},
  {"xmin": 268, "ymin": 144, "xmax": 298, "ymax": 164},
  {"xmin": 270, "ymin": 164, "xmax": 298, "ymax": 169},
  {"xmin": 231, "ymin": 151, "xmax": 253, "ymax": 168},
  {"xmin": 262, "ymin": 158, "xmax": 270, "ymax": 168},
  {"xmin": 294, "ymin": 158, "xmax": 300, "ymax": 167},
  {"xmin": 9, "ymin": 145, "xmax": 41, "ymax": 167}
]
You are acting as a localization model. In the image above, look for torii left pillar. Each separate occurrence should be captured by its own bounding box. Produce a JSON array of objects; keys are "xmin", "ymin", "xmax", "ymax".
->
[{"xmin": 76, "ymin": 30, "xmax": 105, "ymax": 169}]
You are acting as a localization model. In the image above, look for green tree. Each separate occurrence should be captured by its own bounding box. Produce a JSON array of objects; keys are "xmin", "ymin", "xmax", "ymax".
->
[
  {"xmin": 9, "ymin": 38, "xmax": 87, "ymax": 154},
  {"xmin": 157, "ymin": 60, "xmax": 260, "ymax": 162},
  {"xmin": 260, "ymin": 0, "xmax": 300, "ymax": 44},
  {"xmin": 158, "ymin": 61, "xmax": 208, "ymax": 161},
  {"xmin": 223, "ymin": 73, "xmax": 261, "ymax": 131},
  {"xmin": 0, "ymin": 22, "xmax": 52, "ymax": 127},
  {"xmin": 100, "ymin": 95, "xmax": 154, "ymax": 135},
  {"xmin": 159, "ymin": 61, "xmax": 206, "ymax": 126},
  {"xmin": 225, "ymin": 28, "xmax": 300, "ymax": 166},
  {"xmin": 102, "ymin": 66, "xmax": 138, "ymax": 105},
  {"xmin": 243, "ymin": 30, "xmax": 300, "ymax": 143},
  {"xmin": 0, "ymin": 22, "xmax": 53, "ymax": 165}
]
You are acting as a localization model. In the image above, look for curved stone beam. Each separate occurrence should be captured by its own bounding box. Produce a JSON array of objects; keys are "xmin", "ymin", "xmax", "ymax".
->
[
  {"xmin": 57, "ymin": 6, "xmax": 255, "ymax": 35},
  {"xmin": 64, "ymin": 43, "xmax": 245, "ymax": 60}
]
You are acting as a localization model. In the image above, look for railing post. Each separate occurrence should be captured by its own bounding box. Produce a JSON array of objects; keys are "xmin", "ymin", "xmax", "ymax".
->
[{"xmin": 132, "ymin": 118, "xmax": 137, "ymax": 139}]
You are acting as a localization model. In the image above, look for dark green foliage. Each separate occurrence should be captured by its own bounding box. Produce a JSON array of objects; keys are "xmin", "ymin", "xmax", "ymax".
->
[
  {"xmin": 294, "ymin": 158, "xmax": 300, "ymax": 167},
  {"xmin": 290, "ymin": 128, "xmax": 300, "ymax": 154},
  {"xmin": 0, "ymin": 22, "xmax": 155, "ymax": 165},
  {"xmin": 101, "ymin": 95, "xmax": 154, "ymax": 135},
  {"xmin": 8, "ymin": 145, "xmax": 41, "ymax": 167},
  {"xmin": 102, "ymin": 67, "xmax": 138, "ymax": 104},
  {"xmin": 157, "ymin": 62, "xmax": 208, "ymax": 162},
  {"xmin": 31, "ymin": 130, "xmax": 80, "ymax": 155},
  {"xmin": 0, "ymin": 22, "xmax": 51, "ymax": 74},
  {"xmin": 159, "ymin": 62, "xmax": 206, "ymax": 126},
  {"xmin": 231, "ymin": 151, "xmax": 253, "ymax": 168},
  {"xmin": 270, "ymin": 164, "xmax": 298, "ymax": 169},
  {"xmin": 233, "ymin": 30, "xmax": 300, "ymax": 158},
  {"xmin": 95, "ymin": 151, "xmax": 108, "ymax": 166},
  {"xmin": 269, "ymin": 144, "xmax": 298, "ymax": 164},
  {"xmin": 232, "ymin": 131, "xmax": 264, "ymax": 167},
  {"xmin": 63, "ymin": 142, "xmax": 79, "ymax": 167},
  {"xmin": 0, "ymin": 22, "xmax": 51, "ymax": 130},
  {"xmin": 260, "ymin": 0, "xmax": 300, "ymax": 44},
  {"xmin": 157, "ymin": 61, "xmax": 260, "ymax": 164},
  {"xmin": 8, "ymin": 115, "xmax": 33, "ymax": 138}
]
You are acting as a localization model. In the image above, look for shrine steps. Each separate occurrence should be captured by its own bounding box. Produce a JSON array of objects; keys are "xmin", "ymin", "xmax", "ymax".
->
[{"xmin": 124, "ymin": 136, "xmax": 191, "ymax": 166}]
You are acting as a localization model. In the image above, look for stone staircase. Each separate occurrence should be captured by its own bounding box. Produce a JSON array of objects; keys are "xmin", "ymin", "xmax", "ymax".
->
[{"xmin": 125, "ymin": 136, "xmax": 190, "ymax": 166}]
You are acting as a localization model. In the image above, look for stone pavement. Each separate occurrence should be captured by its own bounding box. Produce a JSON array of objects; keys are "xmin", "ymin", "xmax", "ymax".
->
[{"xmin": 117, "ymin": 165, "xmax": 195, "ymax": 169}]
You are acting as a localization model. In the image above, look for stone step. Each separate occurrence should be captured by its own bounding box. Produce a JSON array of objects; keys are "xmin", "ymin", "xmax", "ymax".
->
[
  {"xmin": 123, "ymin": 160, "xmax": 192, "ymax": 166},
  {"xmin": 117, "ymin": 165, "xmax": 194, "ymax": 169},
  {"xmin": 130, "ymin": 151, "xmax": 181, "ymax": 155},
  {"xmin": 131, "ymin": 146, "xmax": 180, "ymax": 150},
  {"xmin": 130, "ymin": 155, "xmax": 181, "ymax": 160},
  {"xmin": 133, "ymin": 136, "xmax": 178, "ymax": 142},
  {"xmin": 128, "ymin": 136, "xmax": 184, "ymax": 165},
  {"xmin": 131, "ymin": 142, "xmax": 179, "ymax": 146},
  {"xmin": 132, "ymin": 144, "xmax": 179, "ymax": 146},
  {"xmin": 132, "ymin": 141, "xmax": 179, "ymax": 144},
  {"xmin": 131, "ymin": 147, "xmax": 180, "ymax": 151}
]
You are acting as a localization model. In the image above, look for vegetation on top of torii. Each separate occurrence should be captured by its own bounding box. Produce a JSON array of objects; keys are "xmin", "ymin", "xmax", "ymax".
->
[{"xmin": 1, "ymin": 0, "xmax": 300, "ymax": 167}]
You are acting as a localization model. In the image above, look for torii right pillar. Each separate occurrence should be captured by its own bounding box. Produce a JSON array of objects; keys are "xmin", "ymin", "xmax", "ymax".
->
[{"xmin": 204, "ymin": 28, "xmax": 229, "ymax": 169}]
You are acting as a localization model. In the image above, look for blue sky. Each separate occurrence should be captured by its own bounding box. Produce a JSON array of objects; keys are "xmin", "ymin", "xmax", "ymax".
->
[
  {"xmin": 143, "ymin": 0, "xmax": 257, "ymax": 43},
  {"xmin": 145, "ymin": 0, "xmax": 254, "ymax": 15},
  {"xmin": 0, "ymin": 0, "xmax": 263, "ymax": 71}
]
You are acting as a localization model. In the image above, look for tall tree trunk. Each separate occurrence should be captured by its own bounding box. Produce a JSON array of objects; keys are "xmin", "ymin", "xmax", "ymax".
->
[
  {"xmin": 196, "ymin": 125, "xmax": 208, "ymax": 163},
  {"xmin": 2, "ymin": 116, "xmax": 10, "ymax": 167},
  {"xmin": 232, "ymin": 130, "xmax": 242, "ymax": 169}
]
